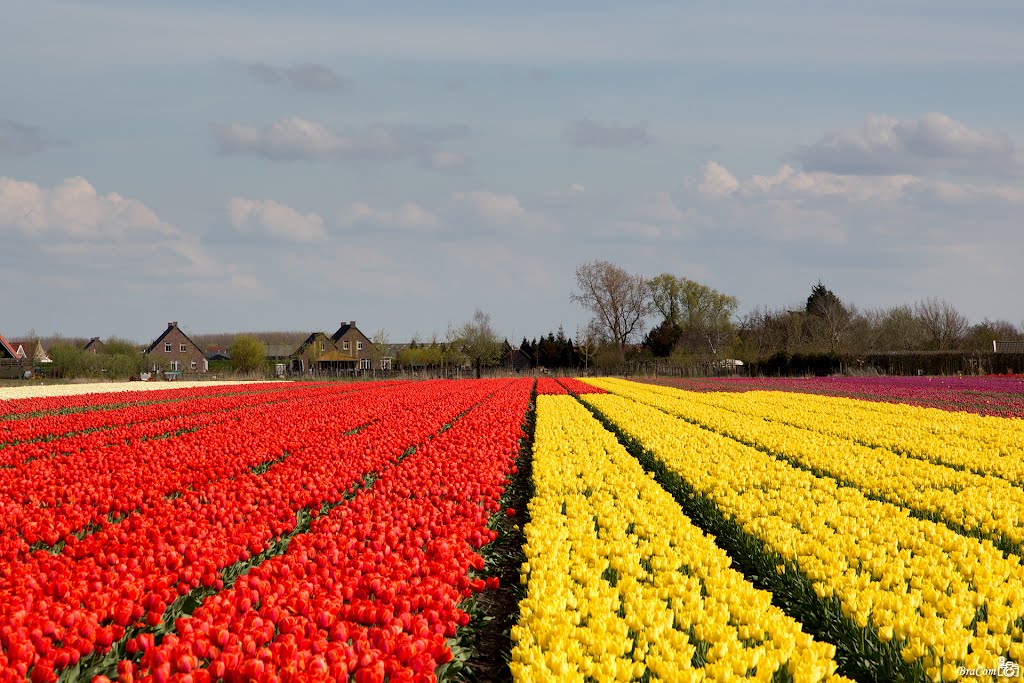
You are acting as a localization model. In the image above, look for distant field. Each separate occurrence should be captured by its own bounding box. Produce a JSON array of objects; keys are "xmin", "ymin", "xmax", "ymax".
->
[
  {"xmin": 0, "ymin": 379, "xmax": 270, "ymax": 402},
  {"xmin": 640, "ymin": 374, "xmax": 1024, "ymax": 418}
]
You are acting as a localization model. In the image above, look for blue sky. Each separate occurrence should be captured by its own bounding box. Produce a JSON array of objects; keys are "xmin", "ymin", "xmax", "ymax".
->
[{"xmin": 2, "ymin": 1, "xmax": 1023, "ymax": 344}]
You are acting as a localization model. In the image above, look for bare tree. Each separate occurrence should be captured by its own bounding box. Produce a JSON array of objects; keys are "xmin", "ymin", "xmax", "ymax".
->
[
  {"xmin": 571, "ymin": 260, "xmax": 649, "ymax": 356},
  {"xmin": 575, "ymin": 321, "xmax": 603, "ymax": 373},
  {"xmin": 862, "ymin": 305, "xmax": 925, "ymax": 352},
  {"xmin": 914, "ymin": 298, "xmax": 969, "ymax": 351}
]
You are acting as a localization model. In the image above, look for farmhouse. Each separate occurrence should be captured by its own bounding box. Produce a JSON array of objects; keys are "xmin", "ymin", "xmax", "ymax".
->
[
  {"xmin": 143, "ymin": 322, "xmax": 208, "ymax": 375},
  {"xmin": 83, "ymin": 337, "xmax": 105, "ymax": 354},
  {"xmin": 331, "ymin": 320, "xmax": 378, "ymax": 371},
  {"xmin": 275, "ymin": 332, "xmax": 340, "ymax": 374},
  {"xmin": 502, "ymin": 347, "xmax": 532, "ymax": 372},
  {"xmin": 0, "ymin": 333, "xmax": 24, "ymax": 379},
  {"xmin": 12, "ymin": 340, "xmax": 52, "ymax": 364}
]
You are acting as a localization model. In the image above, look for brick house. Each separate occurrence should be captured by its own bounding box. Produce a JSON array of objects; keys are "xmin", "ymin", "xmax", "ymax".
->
[
  {"xmin": 281, "ymin": 332, "xmax": 338, "ymax": 374},
  {"xmin": 83, "ymin": 337, "xmax": 105, "ymax": 354},
  {"xmin": 331, "ymin": 320, "xmax": 378, "ymax": 371},
  {"xmin": 143, "ymin": 322, "xmax": 208, "ymax": 375}
]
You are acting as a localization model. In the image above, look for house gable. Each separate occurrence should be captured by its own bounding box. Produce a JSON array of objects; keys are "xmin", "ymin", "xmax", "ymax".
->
[
  {"xmin": 330, "ymin": 320, "xmax": 374, "ymax": 358},
  {"xmin": 83, "ymin": 337, "xmax": 105, "ymax": 354},
  {"xmin": 143, "ymin": 322, "xmax": 208, "ymax": 373},
  {"xmin": 0, "ymin": 334, "xmax": 17, "ymax": 360}
]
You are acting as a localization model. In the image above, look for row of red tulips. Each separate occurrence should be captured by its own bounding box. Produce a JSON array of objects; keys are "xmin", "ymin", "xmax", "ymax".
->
[
  {"xmin": 533, "ymin": 378, "xmax": 604, "ymax": 395},
  {"xmin": 0, "ymin": 383, "xmax": 397, "ymax": 561},
  {"xmin": 0, "ymin": 384, "xmax": 361, "ymax": 453},
  {"xmin": 0, "ymin": 384, "xmax": 296, "ymax": 420},
  {"xmin": 0, "ymin": 380, "xmax": 510, "ymax": 682},
  {"xmin": 116, "ymin": 378, "xmax": 533, "ymax": 683}
]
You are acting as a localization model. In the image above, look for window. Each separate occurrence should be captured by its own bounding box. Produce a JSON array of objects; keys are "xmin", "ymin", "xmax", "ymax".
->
[
  {"xmin": 170, "ymin": 361, "xmax": 180, "ymax": 372},
  {"xmin": 381, "ymin": 357, "xmax": 392, "ymax": 371},
  {"xmin": 343, "ymin": 341, "xmax": 349, "ymax": 350},
  {"xmin": 357, "ymin": 341, "xmax": 363, "ymax": 351},
  {"xmin": 190, "ymin": 360, "xmax": 197, "ymax": 370},
  {"xmin": 164, "ymin": 342, "xmax": 172, "ymax": 352},
  {"xmin": 180, "ymin": 344, "xmax": 188, "ymax": 353},
  {"xmin": 320, "ymin": 341, "xmax": 325, "ymax": 351},
  {"xmin": 360, "ymin": 358, "xmax": 371, "ymax": 370}
]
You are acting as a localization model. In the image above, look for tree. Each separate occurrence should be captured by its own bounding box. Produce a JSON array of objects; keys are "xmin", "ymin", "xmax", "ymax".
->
[
  {"xmin": 369, "ymin": 329, "xmax": 390, "ymax": 371},
  {"xmin": 914, "ymin": 298, "xmax": 969, "ymax": 351},
  {"xmin": 457, "ymin": 309, "xmax": 503, "ymax": 378},
  {"xmin": 804, "ymin": 281, "xmax": 852, "ymax": 353},
  {"xmin": 648, "ymin": 274, "xmax": 685, "ymax": 328},
  {"xmin": 861, "ymin": 305, "xmax": 925, "ymax": 352},
  {"xmin": 571, "ymin": 260, "xmax": 649, "ymax": 356},
  {"xmin": 537, "ymin": 333, "xmax": 560, "ymax": 368},
  {"xmin": 101, "ymin": 337, "xmax": 142, "ymax": 357},
  {"xmin": 965, "ymin": 319, "xmax": 1021, "ymax": 352},
  {"xmin": 229, "ymin": 335, "xmax": 267, "ymax": 373},
  {"xmin": 643, "ymin": 319, "xmax": 682, "ymax": 357},
  {"xmin": 576, "ymin": 323, "xmax": 601, "ymax": 373},
  {"xmin": 649, "ymin": 274, "xmax": 738, "ymax": 356}
]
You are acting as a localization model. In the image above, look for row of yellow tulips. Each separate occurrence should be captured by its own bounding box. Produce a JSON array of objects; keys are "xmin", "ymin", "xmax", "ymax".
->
[
  {"xmin": 590, "ymin": 379, "xmax": 1024, "ymax": 553},
  {"xmin": 511, "ymin": 395, "xmax": 849, "ymax": 682},
  {"xmin": 580, "ymin": 383, "xmax": 1024, "ymax": 681},
  {"xmin": 643, "ymin": 383, "xmax": 1024, "ymax": 485}
]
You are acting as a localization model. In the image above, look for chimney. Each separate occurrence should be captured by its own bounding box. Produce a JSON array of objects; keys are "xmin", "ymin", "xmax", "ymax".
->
[
  {"xmin": 168, "ymin": 321, "xmax": 178, "ymax": 328},
  {"xmin": 350, "ymin": 320, "xmax": 356, "ymax": 327}
]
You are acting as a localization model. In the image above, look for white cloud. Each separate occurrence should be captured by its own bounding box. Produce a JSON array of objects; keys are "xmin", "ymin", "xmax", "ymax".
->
[
  {"xmin": 451, "ymin": 190, "xmax": 559, "ymax": 234},
  {"xmin": 338, "ymin": 202, "xmax": 441, "ymax": 232},
  {"xmin": 799, "ymin": 113, "xmax": 1020, "ymax": 177},
  {"xmin": 691, "ymin": 161, "xmax": 1024, "ymax": 207},
  {"xmin": 452, "ymin": 191, "xmax": 528, "ymax": 223},
  {"xmin": 0, "ymin": 176, "xmax": 177, "ymax": 240},
  {"xmin": 211, "ymin": 118, "xmax": 349, "ymax": 160},
  {"xmin": 694, "ymin": 161, "xmax": 739, "ymax": 199},
  {"xmin": 227, "ymin": 197, "xmax": 327, "ymax": 242},
  {"xmin": 211, "ymin": 117, "xmax": 469, "ymax": 165},
  {"xmin": 741, "ymin": 165, "xmax": 918, "ymax": 202},
  {"xmin": 0, "ymin": 175, "xmax": 262, "ymax": 299}
]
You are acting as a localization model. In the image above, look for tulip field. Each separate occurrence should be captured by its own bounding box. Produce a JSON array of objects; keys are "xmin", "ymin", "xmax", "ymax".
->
[{"xmin": 4, "ymin": 376, "xmax": 1024, "ymax": 682}]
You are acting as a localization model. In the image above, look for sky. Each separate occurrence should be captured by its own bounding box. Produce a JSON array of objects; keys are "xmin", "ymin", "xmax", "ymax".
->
[{"xmin": 2, "ymin": 1, "xmax": 1023, "ymax": 344}]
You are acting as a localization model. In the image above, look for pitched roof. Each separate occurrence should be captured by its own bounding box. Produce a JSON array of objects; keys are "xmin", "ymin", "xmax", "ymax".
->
[
  {"xmin": 0, "ymin": 333, "xmax": 17, "ymax": 359},
  {"xmin": 265, "ymin": 344, "xmax": 296, "ymax": 358},
  {"xmin": 10, "ymin": 340, "xmax": 50, "ymax": 362},
  {"xmin": 143, "ymin": 322, "xmax": 205, "ymax": 355},
  {"xmin": 330, "ymin": 322, "xmax": 354, "ymax": 343}
]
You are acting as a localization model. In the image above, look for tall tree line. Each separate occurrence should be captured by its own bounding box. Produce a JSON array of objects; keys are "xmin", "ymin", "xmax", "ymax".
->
[{"xmin": 570, "ymin": 260, "xmax": 1024, "ymax": 368}]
